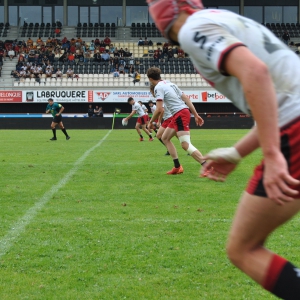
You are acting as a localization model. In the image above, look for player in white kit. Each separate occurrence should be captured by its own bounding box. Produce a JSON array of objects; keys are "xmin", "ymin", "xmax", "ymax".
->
[
  {"xmin": 125, "ymin": 97, "xmax": 154, "ymax": 141},
  {"xmin": 147, "ymin": 67, "xmax": 206, "ymax": 174},
  {"xmin": 148, "ymin": 0, "xmax": 300, "ymax": 298}
]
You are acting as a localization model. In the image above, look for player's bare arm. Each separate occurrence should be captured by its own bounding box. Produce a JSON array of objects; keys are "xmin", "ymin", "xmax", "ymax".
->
[
  {"xmin": 224, "ymin": 46, "xmax": 299, "ymax": 204},
  {"xmin": 181, "ymin": 93, "xmax": 204, "ymax": 126},
  {"xmin": 125, "ymin": 110, "xmax": 137, "ymax": 120},
  {"xmin": 56, "ymin": 106, "xmax": 64, "ymax": 116}
]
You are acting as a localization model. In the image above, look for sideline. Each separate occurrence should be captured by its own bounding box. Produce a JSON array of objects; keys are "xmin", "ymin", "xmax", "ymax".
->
[{"xmin": 0, "ymin": 130, "xmax": 112, "ymax": 258}]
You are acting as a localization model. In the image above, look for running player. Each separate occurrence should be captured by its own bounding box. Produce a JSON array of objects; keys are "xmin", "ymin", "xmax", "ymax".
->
[
  {"xmin": 148, "ymin": 0, "xmax": 300, "ymax": 298},
  {"xmin": 147, "ymin": 67, "xmax": 206, "ymax": 174},
  {"xmin": 125, "ymin": 97, "xmax": 154, "ymax": 142},
  {"xmin": 45, "ymin": 98, "xmax": 70, "ymax": 141}
]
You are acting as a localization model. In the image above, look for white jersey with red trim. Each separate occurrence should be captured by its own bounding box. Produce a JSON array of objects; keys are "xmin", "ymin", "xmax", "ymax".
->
[
  {"xmin": 154, "ymin": 80, "xmax": 188, "ymax": 116},
  {"xmin": 150, "ymin": 104, "xmax": 157, "ymax": 114},
  {"xmin": 178, "ymin": 9, "xmax": 300, "ymax": 127},
  {"xmin": 163, "ymin": 104, "xmax": 173, "ymax": 120},
  {"xmin": 132, "ymin": 102, "xmax": 145, "ymax": 117},
  {"xmin": 141, "ymin": 104, "xmax": 148, "ymax": 115}
]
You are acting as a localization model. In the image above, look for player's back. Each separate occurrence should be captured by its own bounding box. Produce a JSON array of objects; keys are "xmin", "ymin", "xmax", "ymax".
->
[{"xmin": 179, "ymin": 9, "xmax": 300, "ymax": 127}]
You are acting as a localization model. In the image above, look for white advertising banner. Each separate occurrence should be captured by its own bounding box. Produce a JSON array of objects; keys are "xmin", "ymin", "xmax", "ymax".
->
[{"xmin": 14, "ymin": 89, "xmax": 232, "ymax": 103}]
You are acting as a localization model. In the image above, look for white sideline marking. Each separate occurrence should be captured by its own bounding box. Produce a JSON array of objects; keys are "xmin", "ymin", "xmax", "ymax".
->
[{"xmin": 0, "ymin": 130, "xmax": 112, "ymax": 258}]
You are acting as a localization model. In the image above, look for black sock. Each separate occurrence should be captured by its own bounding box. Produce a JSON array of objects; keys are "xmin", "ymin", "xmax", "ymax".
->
[
  {"xmin": 272, "ymin": 262, "xmax": 300, "ymax": 299},
  {"xmin": 140, "ymin": 134, "xmax": 143, "ymax": 138},
  {"xmin": 52, "ymin": 129, "xmax": 56, "ymax": 138},
  {"xmin": 173, "ymin": 159, "xmax": 180, "ymax": 168},
  {"xmin": 201, "ymin": 161, "xmax": 206, "ymax": 165},
  {"xmin": 158, "ymin": 138, "xmax": 165, "ymax": 146},
  {"xmin": 61, "ymin": 128, "xmax": 68, "ymax": 137},
  {"xmin": 154, "ymin": 129, "xmax": 157, "ymax": 133},
  {"xmin": 149, "ymin": 134, "xmax": 152, "ymax": 138}
]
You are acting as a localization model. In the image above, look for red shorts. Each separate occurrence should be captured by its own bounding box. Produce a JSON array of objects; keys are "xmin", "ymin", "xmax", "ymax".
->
[
  {"xmin": 168, "ymin": 108, "xmax": 190, "ymax": 132},
  {"xmin": 161, "ymin": 116, "xmax": 173, "ymax": 128},
  {"xmin": 247, "ymin": 117, "xmax": 300, "ymax": 198},
  {"xmin": 137, "ymin": 115, "xmax": 148, "ymax": 125}
]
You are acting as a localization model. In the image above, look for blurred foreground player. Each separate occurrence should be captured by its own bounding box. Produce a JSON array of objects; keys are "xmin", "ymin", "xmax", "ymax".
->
[
  {"xmin": 147, "ymin": 0, "xmax": 300, "ymax": 298},
  {"xmin": 46, "ymin": 98, "xmax": 70, "ymax": 141}
]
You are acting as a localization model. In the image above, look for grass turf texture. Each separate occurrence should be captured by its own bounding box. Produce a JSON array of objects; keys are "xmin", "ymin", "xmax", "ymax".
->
[{"xmin": 0, "ymin": 129, "xmax": 298, "ymax": 300}]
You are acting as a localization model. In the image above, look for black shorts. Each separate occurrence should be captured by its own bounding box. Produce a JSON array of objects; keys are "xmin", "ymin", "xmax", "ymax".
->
[{"xmin": 53, "ymin": 115, "xmax": 62, "ymax": 123}]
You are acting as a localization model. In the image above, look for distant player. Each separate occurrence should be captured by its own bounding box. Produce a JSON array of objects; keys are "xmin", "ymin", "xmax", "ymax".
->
[
  {"xmin": 125, "ymin": 97, "xmax": 154, "ymax": 142},
  {"xmin": 147, "ymin": 67, "xmax": 206, "ymax": 174},
  {"xmin": 148, "ymin": 100, "xmax": 159, "ymax": 134},
  {"xmin": 45, "ymin": 98, "xmax": 70, "ymax": 141},
  {"xmin": 148, "ymin": 0, "xmax": 300, "ymax": 298}
]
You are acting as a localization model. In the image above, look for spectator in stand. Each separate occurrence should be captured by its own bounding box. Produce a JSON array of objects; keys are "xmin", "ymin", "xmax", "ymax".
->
[
  {"xmin": 76, "ymin": 37, "xmax": 82, "ymax": 47},
  {"xmin": 113, "ymin": 67, "xmax": 120, "ymax": 77},
  {"xmin": 113, "ymin": 47, "xmax": 120, "ymax": 57},
  {"xmin": 46, "ymin": 37, "xmax": 52, "ymax": 47},
  {"xmin": 28, "ymin": 50, "xmax": 36, "ymax": 62},
  {"xmin": 167, "ymin": 47, "xmax": 174, "ymax": 60},
  {"xmin": 68, "ymin": 52, "xmax": 75, "ymax": 63},
  {"xmin": 27, "ymin": 37, "xmax": 33, "ymax": 46},
  {"xmin": 36, "ymin": 37, "xmax": 43, "ymax": 46},
  {"xmin": 119, "ymin": 63, "xmax": 125, "ymax": 75},
  {"xmin": 93, "ymin": 105, "xmax": 103, "ymax": 117},
  {"xmin": 14, "ymin": 43, "xmax": 20, "ymax": 56},
  {"xmin": 138, "ymin": 37, "xmax": 144, "ymax": 46},
  {"xmin": 66, "ymin": 67, "xmax": 74, "ymax": 78},
  {"xmin": 19, "ymin": 69, "xmax": 28, "ymax": 79},
  {"xmin": 94, "ymin": 38, "xmax": 100, "ymax": 47},
  {"xmin": 119, "ymin": 47, "xmax": 125, "ymax": 57},
  {"xmin": 144, "ymin": 37, "xmax": 149, "ymax": 46},
  {"xmin": 109, "ymin": 44, "xmax": 115, "ymax": 54},
  {"xmin": 177, "ymin": 47, "xmax": 185, "ymax": 58},
  {"xmin": 59, "ymin": 52, "xmax": 67, "ymax": 63},
  {"xmin": 124, "ymin": 47, "xmax": 132, "ymax": 57},
  {"xmin": 56, "ymin": 68, "xmax": 63, "ymax": 78},
  {"xmin": 45, "ymin": 67, "xmax": 52, "ymax": 78},
  {"xmin": 99, "ymin": 40, "xmax": 106, "ymax": 48},
  {"xmin": 104, "ymin": 35, "xmax": 111, "ymax": 46},
  {"xmin": 282, "ymin": 31, "xmax": 290, "ymax": 45},
  {"xmin": 42, "ymin": 54, "xmax": 49, "ymax": 65},
  {"xmin": 153, "ymin": 49, "xmax": 160, "ymax": 63},
  {"xmin": 61, "ymin": 36, "xmax": 68, "ymax": 44},
  {"xmin": 94, "ymin": 51, "xmax": 102, "ymax": 63},
  {"xmin": 129, "ymin": 69, "xmax": 141, "ymax": 85},
  {"xmin": 48, "ymin": 51, "xmax": 55, "ymax": 63},
  {"xmin": 101, "ymin": 50, "xmax": 110, "ymax": 61},
  {"xmin": 70, "ymin": 43, "xmax": 76, "ymax": 53},
  {"xmin": 89, "ymin": 40, "xmax": 95, "ymax": 52},
  {"xmin": 112, "ymin": 55, "xmax": 119, "ymax": 67},
  {"xmin": 0, "ymin": 47, "xmax": 6, "ymax": 63},
  {"xmin": 124, "ymin": 63, "xmax": 130, "ymax": 74}
]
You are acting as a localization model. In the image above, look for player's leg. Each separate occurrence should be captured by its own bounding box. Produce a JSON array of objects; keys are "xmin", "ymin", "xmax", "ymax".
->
[
  {"xmin": 141, "ymin": 124, "xmax": 153, "ymax": 141},
  {"xmin": 135, "ymin": 122, "xmax": 144, "ymax": 141},
  {"xmin": 162, "ymin": 127, "xmax": 183, "ymax": 174},
  {"xmin": 58, "ymin": 121, "xmax": 70, "ymax": 140},
  {"xmin": 177, "ymin": 131, "xmax": 206, "ymax": 164},
  {"xmin": 227, "ymin": 192, "xmax": 300, "ymax": 299},
  {"xmin": 50, "ymin": 121, "xmax": 57, "ymax": 140},
  {"xmin": 156, "ymin": 125, "xmax": 169, "ymax": 154}
]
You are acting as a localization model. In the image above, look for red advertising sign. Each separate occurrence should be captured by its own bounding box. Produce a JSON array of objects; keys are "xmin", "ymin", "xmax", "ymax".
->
[{"xmin": 0, "ymin": 91, "xmax": 23, "ymax": 102}]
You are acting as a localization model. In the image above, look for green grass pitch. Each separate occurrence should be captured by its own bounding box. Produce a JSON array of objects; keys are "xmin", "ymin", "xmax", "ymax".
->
[{"xmin": 0, "ymin": 129, "xmax": 298, "ymax": 300}]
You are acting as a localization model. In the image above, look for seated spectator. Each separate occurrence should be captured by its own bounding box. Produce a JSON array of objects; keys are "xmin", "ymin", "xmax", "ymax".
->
[
  {"xmin": 99, "ymin": 44, "xmax": 106, "ymax": 53},
  {"xmin": 70, "ymin": 44, "xmax": 76, "ymax": 53},
  {"xmin": 113, "ymin": 47, "xmax": 120, "ymax": 57},
  {"xmin": 124, "ymin": 63, "xmax": 130, "ymax": 74},
  {"xmin": 119, "ymin": 48, "xmax": 125, "ymax": 57},
  {"xmin": 119, "ymin": 63, "xmax": 125, "ymax": 75},
  {"xmin": 89, "ymin": 40, "xmax": 95, "ymax": 51},
  {"xmin": 129, "ymin": 69, "xmax": 140, "ymax": 85},
  {"xmin": 45, "ymin": 68, "xmax": 52, "ymax": 78},
  {"xmin": 61, "ymin": 36, "xmax": 68, "ymax": 44},
  {"xmin": 112, "ymin": 56, "xmax": 119, "ymax": 66},
  {"xmin": 59, "ymin": 52, "xmax": 67, "ymax": 62},
  {"xmin": 36, "ymin": 37, "xmax": 43, "ymax": 46},
  {"xmin": 48, "ymin": 51, "xmax": 55, "ymax": 63},
  {"xmin": 144, "ymin": 37, "xmax": 149, "ymax": 46},
  {"xmin": 76, "ymin": 37, "xmax": 82, "ymax": 47},
  {"xmin": 99, "ymin": 40, "xmax": 106, "ymax": 48},
  {"xmin": 104, "ymin": 35, "xmax": 111, "ymax": 46},
  {"xmin": 88, "ymin": 104, "xmax": 94, "ymax": 117},
  {"xmin": 93, "ymin": 105, "xmax": 103, "ymax": 117},
  {"xmin": 56, "ymin": 68, "xmax": 63, "ymax": 78},
  {"xmin": 66, "ymin": 67, "xmax": 74, "ymax": 78},
  {"xmin": 11, "ymin": 70, "xmax": 20, "ymax": 78},
  {"xmin": 27, "ymin": 37, "xmax": 33, "ymax": 46},
  {"xmin": 124, "ymin": 47, "xmax": 132, "ymax": 57},
  {"xmin": 94, "ymin": 51, "xmax": 102, "ymax": 63},
  {"xmin": 113, "ymin": 68, "xmax": 119, "ymax": 77},
  {"xmin": 167, "ymin": 47, "xmax": 174, "ymax": 60},
  {"xmin": 177, "ymin": 47, "xmax": 185, "ymax": 58},
  {"xmin": 28, "ymin": 50, "xmax": 36, "ymax": 62},
  {"xmin": 68, "ymin": 52, "xmax": 75, "ymax": 62},
  {"xmin": 0, "ymin": 47, "xmax": 6, "ymax": 62},
  {"xmin": 109, "ymin": 44, "xmax": 115, "ymax": 54},
  {"xmin": 14, "ymin": 44, "xmax": 20, "ymax": 56},
  {"xmin": 138, "ymin": 37, "xmax": 144, "ymax": 46},
  {"xmin": 101, "ymin": 50, "xmax": 110, "ymax": 61},
  {"xmin": 42, "ymin": 54, "xmax": 49, "ymax": 64},
  {"xmin": 46, "ymin": 37, "xmax": 52, "ymax": 47},
  {"xmin": 19, "ymin": 69, "xmax": 28, "ymax": 79},
  {"xmin": 94, "ymin": 38, "xmax": 100, "ymax": 46}
]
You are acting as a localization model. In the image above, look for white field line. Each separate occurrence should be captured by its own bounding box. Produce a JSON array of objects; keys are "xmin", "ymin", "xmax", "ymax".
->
[{"xmin": 0, "ymin": 130, "xmax": 112, "ymax": 258}]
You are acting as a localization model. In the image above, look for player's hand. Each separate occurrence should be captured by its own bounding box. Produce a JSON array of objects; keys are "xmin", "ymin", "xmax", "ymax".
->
[
  {"xmin": 200, "ymin": 157, "xmax": 237, "ymax": 181},
  {"xmin": 263, "ymin": 153, "xmax": 299, "ymax": 205},
  {"xmin": 195, "ymin": 115, "xmax": 204, "ymax": 126},
  {"xmin": 55, "ymin": 113, "xmax": 60, "ymax": 116},
  {"xmin": 147, "ymin": 121, "xmax": 152, "ymax": 129}
]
